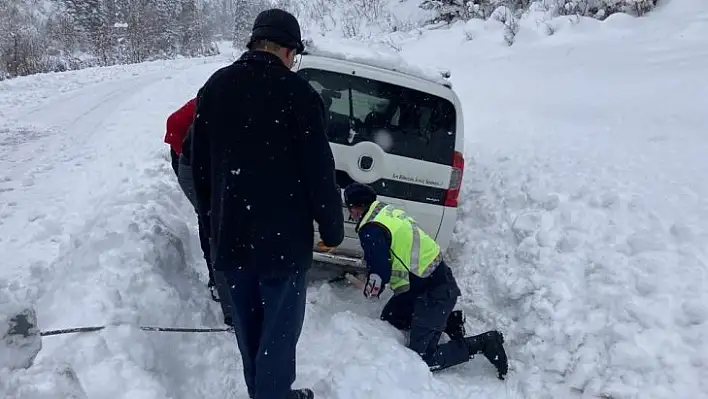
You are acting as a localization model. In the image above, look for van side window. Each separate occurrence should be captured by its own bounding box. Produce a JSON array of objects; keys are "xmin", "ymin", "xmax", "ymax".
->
[{"xmin": 298, "ymin": 68, "xmax": 457, "ymax": 166}]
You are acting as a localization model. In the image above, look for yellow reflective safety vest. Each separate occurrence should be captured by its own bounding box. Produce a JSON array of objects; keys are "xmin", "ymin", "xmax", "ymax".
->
[{"xmin": 357, "ymin": 201, "xmax": 442, "ymax": 294}]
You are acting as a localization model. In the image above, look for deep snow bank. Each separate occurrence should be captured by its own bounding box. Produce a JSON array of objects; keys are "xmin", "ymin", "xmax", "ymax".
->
[
  {"xmin": 1, "ymin": 138, "xmax": 513, "ymax": 398},
  {"xmin": 28, "ymin": 157, "xmax": 242, "ymax": 398},
  {"xmin": 394, "ymin": 1, "xmax": 708, "ymax": 398},
  {"xmin": 0, "ymin": 56, "xmax": 243, "ymax": 398}
]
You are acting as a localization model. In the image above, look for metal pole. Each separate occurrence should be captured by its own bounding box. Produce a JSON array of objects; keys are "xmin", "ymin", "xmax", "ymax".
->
[{"xmin": 40, "ymin": 325, "xmax": 234, "ymax": 337}]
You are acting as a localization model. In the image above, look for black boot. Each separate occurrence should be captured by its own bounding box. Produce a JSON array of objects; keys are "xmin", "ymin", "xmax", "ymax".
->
[
  {"xmin": 465, "ymin": 330, "xmax": 508, "ymax": 380},
  {"xmin": 445, "ymin": 310, "xmax": 466, "ymax": 340},
  {"xmin": 208, "ymin": 279, "xmax": 220, "ymax": 303},
  {"xmin": 290, "ymin": 388, "xmax": 314, "ymax": 399}
]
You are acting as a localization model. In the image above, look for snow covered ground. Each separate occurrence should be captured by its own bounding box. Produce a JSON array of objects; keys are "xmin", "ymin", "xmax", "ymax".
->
[{"xmin": 1, "ymin": 0, "xmax": 707, "ymax": 398}]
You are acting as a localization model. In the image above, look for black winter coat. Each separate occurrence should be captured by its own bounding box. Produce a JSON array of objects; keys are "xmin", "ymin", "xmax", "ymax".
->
[{"xmin": 190, "ymin": 50, "xmax": 344, "ymax": 276}]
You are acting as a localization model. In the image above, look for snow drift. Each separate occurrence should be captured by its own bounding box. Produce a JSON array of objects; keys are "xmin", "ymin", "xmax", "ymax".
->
[{"xmin": 396, "ymin": 0, "xmax": 708, "ymax": 397}]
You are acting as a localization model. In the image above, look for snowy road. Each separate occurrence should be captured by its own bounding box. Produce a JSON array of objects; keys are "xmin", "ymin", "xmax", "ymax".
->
[
  {"xmin": 2, "ymin": 1, "xmax": 708, "ymax": 398},
  {"xmin": 0, "ymin": 59, "xmax": 221, "ymax": 285}
]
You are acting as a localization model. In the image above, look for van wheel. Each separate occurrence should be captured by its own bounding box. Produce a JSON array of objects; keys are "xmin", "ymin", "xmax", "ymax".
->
[{"xmin": 308, "ymin": 261, "xmax": 347, "ymax": 283}]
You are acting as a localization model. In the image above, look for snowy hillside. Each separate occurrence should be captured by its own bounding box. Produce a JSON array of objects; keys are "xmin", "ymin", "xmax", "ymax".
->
[{"xmin": 1, "ymin": 0, "xmax": 708, "ymax": 398}]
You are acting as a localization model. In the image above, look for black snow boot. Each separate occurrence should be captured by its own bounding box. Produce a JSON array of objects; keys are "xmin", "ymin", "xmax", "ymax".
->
[
  {"xmin": 208, "ymin": 279, "xmax": 220, "ymax": 303},
  {"xmin": 465, "ymin": 330, "xmax": 508, "ymax": 380},
  {"xmin": 289, "ymin": 388, "xmax": 314, "ymax": 399},
  {"xmin": 445, "ymin": 310, "xmax": 466, "ymax": 340}
]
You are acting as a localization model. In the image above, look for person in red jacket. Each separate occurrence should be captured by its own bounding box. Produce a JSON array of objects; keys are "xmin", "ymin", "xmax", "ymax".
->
[
  {"xmin": 165, "ymin": 98, "xmax": 196, "ymax": 175},
  {"xmin": 164, "ymin": 98, "xmax": 227, "ymax": 316}
]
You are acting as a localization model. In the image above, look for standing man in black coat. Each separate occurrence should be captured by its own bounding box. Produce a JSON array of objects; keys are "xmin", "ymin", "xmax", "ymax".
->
[{"xmin": 190, "ymin": 8, "xmax": 344, "ymax": 399}]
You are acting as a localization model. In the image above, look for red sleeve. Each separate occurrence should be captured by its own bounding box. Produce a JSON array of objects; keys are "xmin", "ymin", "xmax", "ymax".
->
[{"xmin": 164, "ymin": 98, "xmax": 197, "ymax": 155}]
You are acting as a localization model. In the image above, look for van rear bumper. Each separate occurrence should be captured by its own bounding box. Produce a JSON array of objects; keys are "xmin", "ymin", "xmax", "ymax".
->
[{"xmin": 312, "ymin": 251, "xmax": 366, "ymax": 273}]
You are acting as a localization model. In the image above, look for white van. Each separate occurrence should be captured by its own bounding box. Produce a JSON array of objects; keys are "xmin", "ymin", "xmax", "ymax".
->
[{"xmin": 293, "ymin": 43, "xmax": 465, "ymax": 273}]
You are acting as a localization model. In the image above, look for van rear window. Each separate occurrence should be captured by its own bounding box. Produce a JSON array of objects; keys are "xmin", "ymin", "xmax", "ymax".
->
[{"xmin": 298, "ymin": 68, "xmax": 457, "ymax": 165}]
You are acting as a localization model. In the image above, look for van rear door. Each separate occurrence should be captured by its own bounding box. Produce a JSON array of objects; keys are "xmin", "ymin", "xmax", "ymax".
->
[{"xmin": 297, "ymin": 65, "xmax": 458, "ymax": 253}]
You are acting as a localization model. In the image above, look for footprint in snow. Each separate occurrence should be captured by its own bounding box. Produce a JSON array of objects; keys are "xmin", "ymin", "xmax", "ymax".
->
[
  {"xmin": 28, "ymin": 212, "xmax": 46, "ymax": 222},
  {"xmin": 0, "ymin": 176, "xmax": 12, "ymax": 192}
]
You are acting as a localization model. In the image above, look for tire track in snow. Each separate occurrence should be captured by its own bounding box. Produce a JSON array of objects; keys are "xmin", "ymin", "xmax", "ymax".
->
[{"xmin": 5, "ymin": 72, "xmax": 171, "ymax": 180}]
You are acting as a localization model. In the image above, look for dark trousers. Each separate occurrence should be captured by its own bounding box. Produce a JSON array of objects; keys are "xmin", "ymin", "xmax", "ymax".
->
[
  {"xmin": 381, "ymin": 276, "xmax": 471, "ymax": 372},
  {"xmin": 170, "ymin": 148, "xmax": 180, "ymax": 176},
  {"xmin": 172, "ymin": 150, "xmax": 233, "ymax": 324},
  {"xmin": 214, "ymin": 268, "xmax": 308, "ymax": 399},
  {"xmin": 172, "ymin": 152, "xmax": 213, "ymax": 282}
]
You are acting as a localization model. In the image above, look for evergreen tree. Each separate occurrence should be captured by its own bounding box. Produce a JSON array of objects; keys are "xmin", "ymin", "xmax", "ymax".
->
[
  {"xmin": 63, "ymin": 0, "xmax": 115, "ymax": 64},
  {"xmin": 232, "ymin": 0, "xmax": 271, "ymax": 50}
]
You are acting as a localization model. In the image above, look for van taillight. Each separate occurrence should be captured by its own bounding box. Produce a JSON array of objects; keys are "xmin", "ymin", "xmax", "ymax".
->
[{"xmin": 444, "ymin": 151, "xmax": 464, "ymax": 207}]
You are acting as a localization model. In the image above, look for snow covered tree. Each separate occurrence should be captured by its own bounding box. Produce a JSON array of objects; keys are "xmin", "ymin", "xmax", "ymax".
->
[
  {"xmin": 232, "ymin": 0, "xmax": 272, "ymax": 49},
  {"xmin": 177, "ymin": 0, "xmax": 205, "ymax": 56},
  {"xmin": 213, "ymin": 0, "xmax": 235, "ymax": 38},
  {"xmin": 419, "ymin": 0, "xmax": 657, "ymax": 23},
  {"xmin": 0, "ymin": 0, "xmax": 663, "ymax": 80},
  {"xmin": 148, "ymin": 0, "xmax": 178, "ymax": 57},
  {"xmin": 0, "ymin": 0, "xmax": 49, "ymax": 78},
  {"xmin": 62, "ymin": 0, "xmax": 116, "ymax": 64},
  {"xmin": 550, "ymin": 0, "xmax": 658, "ymax": 18},
  {"xmin": 122, "ymin": 0, "xmax": 176, "ymax": 62},
  {"xmin": 44, "ymin": 10, "xmax": 81, "ymax": 55},
  {"xmin": 420, "ymin": 0, "xmax": 475, "ymax": 22}
]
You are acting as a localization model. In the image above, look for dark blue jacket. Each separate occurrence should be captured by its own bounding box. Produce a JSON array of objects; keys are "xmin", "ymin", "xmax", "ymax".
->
[{"xmin": 190, "ymin": 51, "xmax": 344, "ymax": 277}]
